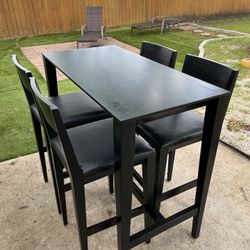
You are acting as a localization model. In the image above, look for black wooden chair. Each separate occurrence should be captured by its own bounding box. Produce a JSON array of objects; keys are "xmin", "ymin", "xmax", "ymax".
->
[
  {"xmin": 136, "ymin": 54, "xmax": 238, "ymax": 208},
  {"xmin": 140, "ymin": 41, "xmax": 177, "ymax": 68},
  {"xmin": 30, "ymin": 77, "xmax": 155, "ymax": 249},
  {"xmin": 12, "ymin": 54, "xmax": 110, "ymax": 185}
]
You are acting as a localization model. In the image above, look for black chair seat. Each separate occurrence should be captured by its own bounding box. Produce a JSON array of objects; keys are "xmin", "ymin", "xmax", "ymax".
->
[
  {"xmin": 48, "ymin": 92, "xmax": 110, "ymax": 128},
  {"xmin": 32, "ymin": 92, "xmax": 109, "ymax": 129},
  {"xmin": 137, "ymin": 111, "xmax": 204, "ymax": 149},
  {"xmin": 78, "ymin": 32, "xmax": 101, "ymax": 42},
  {"xmin": 51, "ymin": 118, "xmax": 154, "ymax": 180}
]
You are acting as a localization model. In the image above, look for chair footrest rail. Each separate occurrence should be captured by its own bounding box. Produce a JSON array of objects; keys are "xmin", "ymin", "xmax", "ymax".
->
[
  {"xmin": 132, "ymin": 179, "xmax": 198, "ymax": 204},
  {"xmin": 133, "ymin": 182, "xmax": 144, "ymax": 204},
  {"xmin": 87, "ymin": 205, "xmax": 146, "ymax": 236},
  {"xmin": 161, "ymin": 179, "xmax": 197, "ymax": 201},
  {"xmin": 130, "ymin": 205, "xmax": 198, "ymax": 248},
  {"xmin": 133, "ymin": 170, "xmax": 143, "ymax": 186}
]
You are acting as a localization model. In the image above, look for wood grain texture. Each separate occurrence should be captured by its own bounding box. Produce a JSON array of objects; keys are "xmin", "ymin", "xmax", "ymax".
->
[{"xmin": 1, "ymin": 0, "xmax": 250, "ymax": 39}]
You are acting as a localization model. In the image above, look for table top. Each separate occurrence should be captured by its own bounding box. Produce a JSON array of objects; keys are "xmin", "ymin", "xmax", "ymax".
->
[{"xmin": 43, "ymin": 45, "xmax": 229, "ymax": 122}]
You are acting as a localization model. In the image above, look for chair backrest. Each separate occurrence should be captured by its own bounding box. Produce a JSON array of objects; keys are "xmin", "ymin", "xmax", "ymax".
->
[
  {"xmin": 86, "ymin": 6, "xmax": 103, "ymax": 32},
  {"xmin": 182, "ymin": 54, "xmax": 239, "ymax": 123},
  {"xmin": 182, "ymin": 54, "xmax": 239, "ymax": 92},
  {"xmin": 12, "ymin": 54, "xmax": 34, "ymax": 106},
  {"xmin": 140, "ymin": 41, "xmax": 177, "ymax": 68},
  {"xmin": 30, "ymin": 77, "xmax": 80, "ymax": 177}
]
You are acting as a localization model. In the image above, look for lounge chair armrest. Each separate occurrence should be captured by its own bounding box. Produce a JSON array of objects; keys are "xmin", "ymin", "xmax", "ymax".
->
[
  {"xmin": 162, "ymin": 18, "xmax": 180, "ymax": 26},
  {"xmin": 81, "ymin": 26, "xmax": 87, "ymax": 35},
  {"xmin": 101, "ymin": 25, "xmax": 106, "ymax": 38},
  {"xmin": 152, "ymin": 16, "xmax": 164, "ymax": 24},
  {"xmin": 162, "ymin": 18, "xmax": 170, "ymax": 26}
]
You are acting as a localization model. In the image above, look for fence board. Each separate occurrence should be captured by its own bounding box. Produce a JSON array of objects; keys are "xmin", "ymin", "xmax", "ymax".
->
[{"xmin": 1, "ymin": 0, "xmax": 250, "ymax": 39}]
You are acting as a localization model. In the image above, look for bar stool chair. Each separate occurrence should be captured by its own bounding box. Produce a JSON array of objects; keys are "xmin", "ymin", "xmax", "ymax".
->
[
  {"xmin": 137, "ymin": 54, "xmax": 239, "ymax": 209},
  {"xmin": 30, "ymin": 77, "xmax": 156, "ymax": 249},
  {"xmin": 140, "ymin": 41, "xmax": 177, "ymax": 68},
  {"xmin": 12, "ymin": 54, "xmax": 110, "ymax": 183}
]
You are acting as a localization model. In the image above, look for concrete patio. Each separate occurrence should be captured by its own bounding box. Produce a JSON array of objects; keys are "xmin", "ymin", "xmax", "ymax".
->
[
  {"xmin": 1, "ymin": 37, "xmax": 249, "ymax": 249},
  {"xmin": 0, "ymin": 142, "xmax": 249, "ymax": 249}
]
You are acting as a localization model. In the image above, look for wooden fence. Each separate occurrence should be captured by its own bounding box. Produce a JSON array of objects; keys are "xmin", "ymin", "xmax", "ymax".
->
[{"xmin": 1, "ymin": 0, "xmax": 250, "ymax": 39}]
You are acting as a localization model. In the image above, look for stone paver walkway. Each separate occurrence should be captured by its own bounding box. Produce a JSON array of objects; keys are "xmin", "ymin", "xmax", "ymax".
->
[{"xmin": 21, "ymin": 37, "xmax": 140, "ymax": 81}]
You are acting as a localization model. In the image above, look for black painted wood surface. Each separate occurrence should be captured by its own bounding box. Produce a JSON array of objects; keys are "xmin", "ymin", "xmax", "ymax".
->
[{"xmin": 43, "ymin": 45, "xmax": 228, "ymax": 122}]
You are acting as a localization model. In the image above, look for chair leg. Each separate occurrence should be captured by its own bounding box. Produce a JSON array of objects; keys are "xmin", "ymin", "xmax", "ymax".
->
[
  {"xmin": 167, "ymin": 150, "xmax": 176, "ymax": 182},
  {"xmin": 52, "ymin": 150, "xmax": 68, "ymax": 225},
  {"xmin": 71, "ymin": 180, "xmax": 88, "ymax": 250},
  {"xmin": 31, "ymin": 114, "xmax": 48, "ymax": 183},
  {"xmin": 154, "ymin": 149, "xmax": 168, "ymax": 211},
  {"xmin": 46, "ymin": 144, "xmax": 62, "ymax": 215},
  {"xmin": 142, "ymin": 155, "xmax": 155, "ymax": 244},
  {"xmin": 108, "ymin": 174, "xmax": 114, "ymax": 194}
]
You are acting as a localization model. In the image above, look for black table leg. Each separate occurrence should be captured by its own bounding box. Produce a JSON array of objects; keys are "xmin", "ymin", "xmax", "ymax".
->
[
  {"xmin": 43, "ymin": 55, "xmax": 58, "ymax": 97},
  {"xmin": 192, "ymin": 96, "xmax": 228, "ymax": 238},
  {"xmin": 113, "ymin": 118, "xmax": 136, "ymax": 250}
]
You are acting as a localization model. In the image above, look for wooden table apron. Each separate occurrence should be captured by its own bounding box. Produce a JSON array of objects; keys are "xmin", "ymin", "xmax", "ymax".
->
[{"xmin": 43, "ymin": 45, "xmax": 229, "ymax": 250}]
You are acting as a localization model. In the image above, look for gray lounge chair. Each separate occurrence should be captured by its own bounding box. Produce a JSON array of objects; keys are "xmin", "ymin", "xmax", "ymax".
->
[
  {"xmin": 77, "ymin": 6, "xmax": 105, "ymax": 48},
  {"xmin": 131, "ymin": 16, "xmax": 164, "ymax": 35},
  {"xmin": 131, "ymin": 16, "xmax": 181, "ymax": 35},
  {"xmin": 161, "ymin": 18, "xmax": 181, "ymax": 34}
]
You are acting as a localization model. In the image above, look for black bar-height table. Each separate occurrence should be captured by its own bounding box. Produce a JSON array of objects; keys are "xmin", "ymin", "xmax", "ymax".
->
[{"xmin": 43, "ymin": 45, "xmax": 229, "ymax": 249}]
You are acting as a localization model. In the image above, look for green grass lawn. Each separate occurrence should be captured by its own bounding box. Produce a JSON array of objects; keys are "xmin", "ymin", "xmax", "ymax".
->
[
  {"xmin": 0, "ymin": 32, "xmax": 81, "ymax": 161},
  {"xmin": 1, "ymin": 16, "xmax": 250, "ymax": 161},
  {"xmin": 107, "ymin": 28, "xmax": 204, "ymax": 70},
  {"xmin": 200, "ymin": 15, "xmax": 250, "ymax": 33},
  {"xmin": 197, "ymin": 17, "xmax": 250, "ymax": 145}
]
